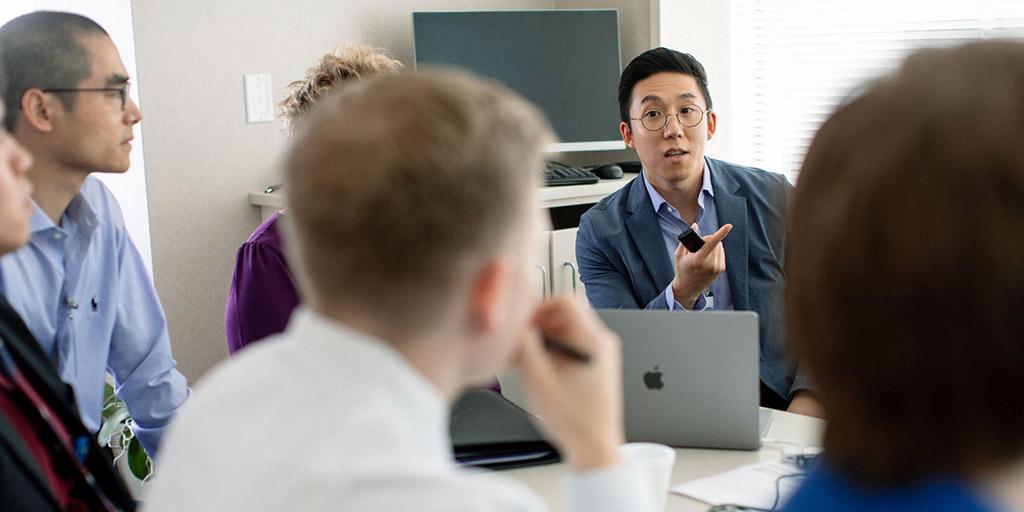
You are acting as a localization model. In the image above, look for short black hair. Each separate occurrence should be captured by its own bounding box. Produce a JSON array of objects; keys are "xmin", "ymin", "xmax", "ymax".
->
[
  {"xmin": 0, "ymin": 11, "xmax": 108, "ymax": 131},
  {"xmin": 618, "ymin": 47, "xmax": 712, "ymax": 125}
]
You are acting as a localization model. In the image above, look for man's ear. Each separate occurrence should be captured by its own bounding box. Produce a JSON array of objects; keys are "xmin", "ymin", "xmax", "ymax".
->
[
  {"xmin": 620, "ymin": 121, "xmax": 634, "ymax": 149},
  {"xmin": 469, "ymin": 257, "xmax": 509, "ymax": 335},
  {"xmin": 19, "ymin": 89, "xmax": 59, "ymax": 133},
  {"xmin": 706, "ymin": 109, "xmax": 717, "ymax": 141}
]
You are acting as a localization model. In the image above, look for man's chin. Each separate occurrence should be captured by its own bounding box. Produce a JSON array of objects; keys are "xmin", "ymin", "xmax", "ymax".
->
[
  {"xmin": 647, "ymin": 161, "xmax": 699, "ymax": 181},
  {"xmin": 96, "ymin": 160, "xmax": 132, "ymax": 173}
]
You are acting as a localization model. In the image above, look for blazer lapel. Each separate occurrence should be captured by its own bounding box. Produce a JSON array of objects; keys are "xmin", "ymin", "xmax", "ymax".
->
[
  {"xmin": 711, "ymin": 163, "xmax": 751, "ymax": 310},
  {"xmin": 624, "ymin": 176, "xmax": 676, "ymax": 294}
]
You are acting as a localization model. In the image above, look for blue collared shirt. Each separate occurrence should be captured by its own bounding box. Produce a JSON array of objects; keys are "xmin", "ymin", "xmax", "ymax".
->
[
  {"xmin": 0, "ymin": 176, "xmax": 189, "ymax": 457},
  {"xmin": 643, "ymin": 158, "xmax": 735, "ymax": 311}
]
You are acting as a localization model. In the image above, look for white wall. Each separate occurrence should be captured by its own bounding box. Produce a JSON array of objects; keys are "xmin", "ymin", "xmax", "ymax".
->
[
  {"xmin": 131, "ymin": 0, "xmax": 654, "ymax": 382},
  {"xmin": 655, "ymin": 0, "xmax": 733, "ymax": 161}
]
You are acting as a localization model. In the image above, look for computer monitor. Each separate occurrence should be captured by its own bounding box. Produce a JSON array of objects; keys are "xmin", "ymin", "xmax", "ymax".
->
[{"xmin": 412, "ymin": 10, "xmax": 624, "ymax": 153}]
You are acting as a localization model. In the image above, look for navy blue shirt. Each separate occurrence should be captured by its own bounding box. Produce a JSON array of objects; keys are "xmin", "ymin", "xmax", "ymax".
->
[{"xmin": 783, "ymin": 463, "xmax": 999, "ymax": 512}]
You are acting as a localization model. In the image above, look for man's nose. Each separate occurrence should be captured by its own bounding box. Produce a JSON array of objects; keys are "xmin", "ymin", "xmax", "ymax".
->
[
  {"xmin": 662, "ymin": 113, "xmax": 685, "ymax": 138},
  {"xmin": 125, "ymin": 97, "xmax": 142, "ymax": 125}
]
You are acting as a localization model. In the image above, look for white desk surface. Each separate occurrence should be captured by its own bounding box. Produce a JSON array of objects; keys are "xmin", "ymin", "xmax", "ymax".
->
[
  {"xmin": 497, "ymin": 409, "xmax": 824, "ymax": 512},
  {"xmin": 248, "ymin": 173, "xmax": 640, "ymax": 217}
]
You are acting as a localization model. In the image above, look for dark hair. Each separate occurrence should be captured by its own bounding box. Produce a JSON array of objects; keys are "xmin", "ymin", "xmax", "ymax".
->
[
  {"xmin": 0, "ymin": 11, "xmax": 108, "ymax": 130},
  {"xmin": 617, "ymin": 47, "xmax": 712, "ymax": 124},
  {"xmin": 788, "ymin": 40, "xmax": 1024, "ymax": 487}
]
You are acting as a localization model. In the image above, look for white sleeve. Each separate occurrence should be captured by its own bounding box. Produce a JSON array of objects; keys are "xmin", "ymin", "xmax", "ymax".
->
[{"xmin": 565, "ymin": 463, "xmax": 653, "ymax": 512}]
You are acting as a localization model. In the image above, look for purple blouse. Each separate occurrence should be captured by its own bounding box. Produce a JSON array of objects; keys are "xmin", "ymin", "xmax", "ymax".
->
[
  {"xmin": 223, "ymin": 212, "xmax": 500, "ymax": 391},
  {"xmin": 225, "ymin": 212, "xmax": 299, "ymax": 355}
]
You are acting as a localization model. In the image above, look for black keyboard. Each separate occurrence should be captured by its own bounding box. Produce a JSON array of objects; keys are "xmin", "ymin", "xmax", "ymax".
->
[{"xmin": 544, "ymin": 166, "xmax": 599, "ymax": 186}]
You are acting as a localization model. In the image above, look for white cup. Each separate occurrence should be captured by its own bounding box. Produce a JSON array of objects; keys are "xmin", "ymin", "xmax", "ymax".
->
[{"xmin": 618, "ymin": 442, "xmax": 677, "ymax": 511}]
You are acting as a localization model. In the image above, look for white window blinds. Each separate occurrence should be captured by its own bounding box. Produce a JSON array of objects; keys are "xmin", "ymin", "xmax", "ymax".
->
[{"xmin": 730, "ymin": 0, "xmax": 1024, "ymax": 179}]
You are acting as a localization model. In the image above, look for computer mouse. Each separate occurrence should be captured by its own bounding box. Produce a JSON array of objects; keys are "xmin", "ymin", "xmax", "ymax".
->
[{"xmin": 590, "ymin": 163, "xmax": 624, "ymax": 180}]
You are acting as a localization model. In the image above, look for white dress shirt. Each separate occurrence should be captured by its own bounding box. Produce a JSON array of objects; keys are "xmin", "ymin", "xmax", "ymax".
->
[{"xmin": 144, "ymin": 308, "xmax": 649, "ymax": 511}]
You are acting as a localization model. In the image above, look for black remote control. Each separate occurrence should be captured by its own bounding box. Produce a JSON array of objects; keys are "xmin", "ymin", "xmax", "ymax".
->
[{"xmin": 677, "ymin": 227, "xmax": 705, "ymax": 252}]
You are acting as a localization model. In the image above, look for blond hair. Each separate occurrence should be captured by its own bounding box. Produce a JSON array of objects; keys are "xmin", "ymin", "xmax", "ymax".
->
[
  {"xmin": 278, "ymin": 45, "xmax": 404, "ymax": 134},
  {"xmin": 284, "ymin": 70, "xmax": 554, "ymax": 333}
]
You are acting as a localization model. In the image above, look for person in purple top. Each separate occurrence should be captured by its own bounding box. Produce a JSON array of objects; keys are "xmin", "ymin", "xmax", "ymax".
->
[
  {"xmin": 780, "ymin": 41, "xmax": 1024, "ymax": 512},
  {"xmin": 225, "ymin": 211, "xmax": 298, "ymax": 354},
  {"xmin": 225, "ymin": 45, "xmax": 404, "ymax": 355}
]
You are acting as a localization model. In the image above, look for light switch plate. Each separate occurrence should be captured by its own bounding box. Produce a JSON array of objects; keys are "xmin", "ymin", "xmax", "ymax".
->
[{"xmin": 243, "ymin": 73, "xmax": 274, "ymax": 123}]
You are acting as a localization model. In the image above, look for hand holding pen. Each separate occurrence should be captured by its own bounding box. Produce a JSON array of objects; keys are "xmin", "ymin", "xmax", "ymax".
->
[{"xmin": 514, "ymin": 297, "xmax": 625, "ymax": 472}]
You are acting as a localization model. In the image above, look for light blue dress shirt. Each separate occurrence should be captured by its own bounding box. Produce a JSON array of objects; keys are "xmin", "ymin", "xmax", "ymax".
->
[
  {"xmin": 643, "ymin": 158, "xmax": 735, "ymax": 311},
  {"xmin": 0, "ymin": 176, "xmax": 189, "ymax": 457}
]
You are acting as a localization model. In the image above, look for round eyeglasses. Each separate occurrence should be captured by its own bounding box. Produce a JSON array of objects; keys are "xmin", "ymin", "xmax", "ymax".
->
[{"xmin": 630, "ymin": 104, "xmax": 708, "ymax": 131}]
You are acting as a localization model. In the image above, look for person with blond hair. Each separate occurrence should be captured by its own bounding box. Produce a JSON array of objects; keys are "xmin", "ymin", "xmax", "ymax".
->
[
  {"xmin": 225, "ymin": 44, "xmax": 403, "ymax": 354},
  {"xmin": 147, "ymin": 70, "xmax": 650, "ymax": 511}
]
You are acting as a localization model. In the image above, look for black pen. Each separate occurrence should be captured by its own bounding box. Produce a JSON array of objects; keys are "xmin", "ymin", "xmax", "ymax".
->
[{"xmin": 543, "ymin": 337, "xmax": 591, "ymax": 364}]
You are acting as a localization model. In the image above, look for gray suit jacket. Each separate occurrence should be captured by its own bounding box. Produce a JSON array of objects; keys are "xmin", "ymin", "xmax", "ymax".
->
[{"xmin": 576, "ymin": 157, "xmax": 806, "ymax": 398}]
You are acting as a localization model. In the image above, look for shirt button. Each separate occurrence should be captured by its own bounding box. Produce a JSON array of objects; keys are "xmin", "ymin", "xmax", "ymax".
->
[{"xmin": 53, "ymin": 232, "xmax": 63, "ymax": 240}]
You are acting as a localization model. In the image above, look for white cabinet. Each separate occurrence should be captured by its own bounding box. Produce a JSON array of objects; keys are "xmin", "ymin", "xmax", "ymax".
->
[
  {"xmin": 548, "ymin": 228, "xmax": 585, "ymax": 299},
  {"xmin": 538, "ymin": 228, "xmax": 585, "ymax": 300},
  {"xmin": 535, "ymin": 233, "xmax": 552, "ymax": 299}
]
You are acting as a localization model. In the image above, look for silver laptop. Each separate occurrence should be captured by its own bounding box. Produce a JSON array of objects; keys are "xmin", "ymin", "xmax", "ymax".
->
[{"xmin": 599, "ymin": 309, "xmax": 762, "ymax": 450}]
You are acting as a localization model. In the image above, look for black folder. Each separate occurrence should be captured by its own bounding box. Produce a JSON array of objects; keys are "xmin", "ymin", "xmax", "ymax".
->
[{"xmin": 449, "ymin": 389, "xmax": 561, "ymax": 470}]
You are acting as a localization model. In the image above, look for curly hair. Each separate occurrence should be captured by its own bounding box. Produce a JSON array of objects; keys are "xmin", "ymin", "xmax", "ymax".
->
[{"xmin": 278, "ymin": 45, "xmax": 404, "ymax": 134}]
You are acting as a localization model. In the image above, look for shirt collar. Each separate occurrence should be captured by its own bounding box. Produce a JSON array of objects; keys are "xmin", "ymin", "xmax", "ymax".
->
[
  {"xmin": 642, "ymin": 157, "xmax": 715, "ymax": 214},
  {"xmin": 29, "ymin": 205, "xmax": 55, "ymax": 234},
  {"xmin": 287, "ymin": 307, "xmax": 450, "ymax": 434},
  {"xmin": 28, "ymin": 192, "xmax": 99, "ymax": 235}
]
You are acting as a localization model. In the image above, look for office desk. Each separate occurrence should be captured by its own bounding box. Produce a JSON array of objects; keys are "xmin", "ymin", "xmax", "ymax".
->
[
  {"xmin": 499, "ymin": 409, "xmax": 824, "ymax": 511},
  {"xmin": 248, "ymin": 173, "xmax": 640, "ymax": 221}
]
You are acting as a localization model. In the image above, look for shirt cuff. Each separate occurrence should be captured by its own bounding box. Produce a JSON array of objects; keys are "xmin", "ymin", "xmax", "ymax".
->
[
  {"xmin": 565, "ymin": 463, "xmax": 652, "ymax": 512},
  {"xmin": 663, "ymin": 284, "xmax": 705, "ymax": 311},
  {"xmin": 790, "ymin": 373, "xmax": 814, "ymax": 397}
]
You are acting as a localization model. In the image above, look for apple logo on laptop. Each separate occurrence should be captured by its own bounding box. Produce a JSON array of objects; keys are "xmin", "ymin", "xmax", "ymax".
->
[{"xmin": 643, "ymin": 367, "xmax": 664, "ymax": 390}]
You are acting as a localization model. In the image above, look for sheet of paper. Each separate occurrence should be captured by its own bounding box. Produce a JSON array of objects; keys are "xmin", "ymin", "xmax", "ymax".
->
[{"xmin": 671, "ymin": 460, "xmax": 805, "ymax": 509}]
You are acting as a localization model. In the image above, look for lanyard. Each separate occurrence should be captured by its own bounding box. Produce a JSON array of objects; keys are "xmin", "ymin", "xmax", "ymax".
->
[{"xmin": 0, "ymin": 337, "xmax": 119, "ymax": 512}]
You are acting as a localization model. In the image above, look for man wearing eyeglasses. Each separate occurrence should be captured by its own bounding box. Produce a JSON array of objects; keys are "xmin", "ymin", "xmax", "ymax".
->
[
  {"xmin": 576, "ymin": 47, "xmax": 821, "ymax": 416},
  {"xmin": 0, "ymin": 11, "xmax": 190, "ymax": 457}
]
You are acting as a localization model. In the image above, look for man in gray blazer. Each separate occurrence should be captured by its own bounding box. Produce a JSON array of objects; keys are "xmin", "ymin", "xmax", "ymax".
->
[{"xmin": 576, "ymin": 47, "xmax": 821, "ymax": 415}]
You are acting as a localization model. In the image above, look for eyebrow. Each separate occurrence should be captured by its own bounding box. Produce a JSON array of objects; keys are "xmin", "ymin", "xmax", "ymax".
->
[
  {"xmin": 105, "ymin": 74, "xmax": 130, "ymax": 86},
  {"xmin": 640, "ymin": 92, "xmax": 697, "ymax": 105}
]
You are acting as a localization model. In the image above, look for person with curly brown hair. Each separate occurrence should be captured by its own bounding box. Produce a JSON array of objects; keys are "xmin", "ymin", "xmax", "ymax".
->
[{"xmin": 225, "ymin": 45, "xmax": 403, "ymax": 355}]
